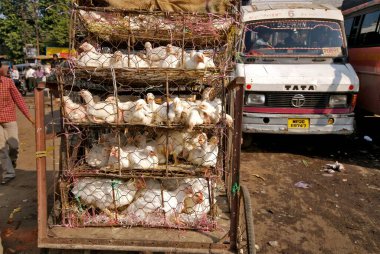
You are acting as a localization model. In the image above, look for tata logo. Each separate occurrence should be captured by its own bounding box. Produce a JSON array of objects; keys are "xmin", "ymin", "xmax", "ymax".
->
[
  {"xmin": 285, "ymin": 85, "xmax": 316, "ymax": 91},
  {"xmin": 291, "ymin": 94, "xmax": 306, "ymax": 108}
]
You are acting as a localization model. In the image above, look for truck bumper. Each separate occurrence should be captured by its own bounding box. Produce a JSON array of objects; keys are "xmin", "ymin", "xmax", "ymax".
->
[{"xmin": 242, "ymin": 113, "xmax": 355, "ymax": 134}]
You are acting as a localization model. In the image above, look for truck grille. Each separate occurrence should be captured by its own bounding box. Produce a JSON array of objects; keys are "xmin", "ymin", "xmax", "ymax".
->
[{"xmin": 254, "ymin": 93, "xmax": 350, "ymax": 108}]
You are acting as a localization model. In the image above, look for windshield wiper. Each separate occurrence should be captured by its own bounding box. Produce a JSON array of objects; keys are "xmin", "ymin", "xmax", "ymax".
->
[{"xmin": 262, "ymin": 58, "xmax": 276, "ymax": 62}]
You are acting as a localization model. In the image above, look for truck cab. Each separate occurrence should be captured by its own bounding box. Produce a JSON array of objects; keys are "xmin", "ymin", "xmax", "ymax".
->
[{"xmin": 236, "ymin": 1, "xmax": 359, "ymax": 135}]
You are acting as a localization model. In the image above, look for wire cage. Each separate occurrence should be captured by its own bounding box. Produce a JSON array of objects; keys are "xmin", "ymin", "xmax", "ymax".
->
[
  {"xmin": 36, "ymin": 0, "xmax": 253, "ymax": 253},
  {"xmin": 54, "ymin": 67, "xmax": 232, "ymax": 228},
  {"xmin": 64, "ymin": 2, "xmax": 239, "ymax": 77}
]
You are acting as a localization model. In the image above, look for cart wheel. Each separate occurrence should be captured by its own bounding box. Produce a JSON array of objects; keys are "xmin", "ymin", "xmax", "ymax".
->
[{"xmin": 237, "ymin": 185, "xmax": 255, "ymax": 254}]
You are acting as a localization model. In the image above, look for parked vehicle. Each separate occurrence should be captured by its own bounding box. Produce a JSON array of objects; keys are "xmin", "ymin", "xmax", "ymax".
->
[
  {"xmin": 236, "ymin": 0, "xmax": 359, "ymax": 145},
  {"xmin": 342, "ymin": 0, "xmax": 380, "ymax": 115}
]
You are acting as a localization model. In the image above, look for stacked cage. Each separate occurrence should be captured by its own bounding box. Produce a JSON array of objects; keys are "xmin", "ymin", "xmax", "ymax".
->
[{"xmin": 54, "ymin": 0, "xmax": 238, "ymax": 230}]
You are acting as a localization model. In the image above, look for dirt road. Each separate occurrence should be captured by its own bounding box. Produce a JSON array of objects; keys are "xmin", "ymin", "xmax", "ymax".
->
[
  {"xmin": 241, "ymin": 119, "xmax": 380, "ymax": 254},
  {"xmin": 0, "ymin": 97, "xmax": 379, "ymax": 253}
]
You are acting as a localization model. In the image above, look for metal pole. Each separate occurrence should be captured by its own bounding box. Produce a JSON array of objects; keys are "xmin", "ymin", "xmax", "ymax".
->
[
  {"xmin": 229, "ymin": 81, "xmax": 244, "ymax": 251},
  {"xmin": 35, "ymin": 82, "xmax": 47, "ymax": 243}
]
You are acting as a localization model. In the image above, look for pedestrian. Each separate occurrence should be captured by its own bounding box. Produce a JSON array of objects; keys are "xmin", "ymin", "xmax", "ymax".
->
[
  {"xmin": 10, "ymin": 65, "xmax": 20, "ymax": 88},
  {"xmin": 34, "ymin": 65, "xmax": 45, "ymax": 83},
  {"xmin": 0, "ymin": 63, "xmax": 34, "ymax": 185},
  {"xmin": 25, "ymin": 66, "xmax": 36, "ymax": 92},
  {"xmin": 51, "ymin": 54, "xmax": 60, "ymax": 69}
]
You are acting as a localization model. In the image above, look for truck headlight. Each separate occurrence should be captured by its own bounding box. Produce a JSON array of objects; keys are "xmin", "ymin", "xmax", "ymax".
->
[
  {"xmin": 329, "ymin": 95, "xmax": 347, "ymax": 107},
  {"xmin": 246, "ymin": 94, "xmax": 265, "ymax": 105}
]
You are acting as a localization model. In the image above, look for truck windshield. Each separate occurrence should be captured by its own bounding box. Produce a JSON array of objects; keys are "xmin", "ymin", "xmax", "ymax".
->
[{"xmin": 242, "ymin": 20, "xmax": 345, "ymax": 58}]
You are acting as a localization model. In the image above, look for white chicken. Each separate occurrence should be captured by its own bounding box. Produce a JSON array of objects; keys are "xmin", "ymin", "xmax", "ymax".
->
[
  {"xmin": 203, "ymin": 53, "xmax": 216, "ymax": 69},
  {"xmin": 184, "ymin": 50, "xmax": 202, "ymax": 70},
  {"xmin": 128, "ymin": 146, "xmax": 158, "ymax": 169},
  {"xmin": 181, "ymin": 98, "xmax": 199, "ymax": 113},
  {"xmin": 145, "ymin": 93, "xmax": 159, "ymax": 112},
  {"xmin": 160, "ymin": 44, "xmax": 180, "ymax": 68},
  {"xmin": 186, "ymin": 108, "xmax": 204, "ymax": 131},
  {"xmin": 225, "ymin": 114, "xmax": 233, "ymax": 128},
  {"xmin": 77, "ymin": 42, "xmax": 110, "ymax": 68},
  {"xmin": 109, "ymin": 50, "xmax": 124, "ymax": 68},
  {"xmin": 155, "ymin": 131, "xmax": 190, "ymax": 165},
  {"xmin": 182, "ymin": 132, "xmax": 207, "ymax": 160},
  {"xmin": 187, "ymin": 135, "xmax": 219, "ymax": 168},
  {"xmin": 79, "ymin": 10, "xmax": 109, "ymax": 26},
  {"xmin": 71, "ymin": 177, "xmax": 144, "ymax": 216},
  {"xmin": 202, "ymin": 136, "xmax": 219, "ymax": 167},
  {"xmin": 180, "ymin": 191, "xmax": 205, "ymax": 215},
  {"xmin": 184, "ymin": 51, "xmax": 215, "ymax": 70},
  {"xmin": 125, "ymin": 52, "xmax": 151, "ymax": 68},
  {"xmin": 166, "ymin": 178, "xmax": 211, "ymax": 226},
  {"xmin": 180, "ymin": 178, "xmax": 212, "ymax": 217},
  {"xmin": 160, "ymin": 54, "xmax": 179, "ymax": 69},
  {"xmin": 122, "ymin": 99, "xmax": 152, "ymax": 125},
  {"xmin": 198, "ymin": 100, "xmax": 218, "ymax": 124},
  {"xmin": 141, "ymin": 42, "xmax": 165, "ymax": 67},
  {"xmin": 86, "ymin": 144, "xmax": 111, "ymax": 168},
  {"xmin": 62, "ymin": 96, "xmax": 87, "ymax": 123},
  {"xmin": 79, "ymin": 90, "xmax": 119, "ymax": 124},
  {"xmin": 187, "ymin": 133, "xmax": 208, "ymax": 166},
  {"xmin": 107, "ymin": 146, "xmax": 130, "ymax": 169},
  {"xmin": 125, "ymin": 179, "xmax": 177, "ymax": 222},
  {"xmin": 117, "ymin": 100, "xmax": 135, "ymax": 120},
  {"xmin": 167, "ymin": 181, "xmax": 193, "ymax": 212},
  {"xmin": 201, "ymin": 87, "xmax": 233, "ymax": 127},
  {"xmin": 154, "ymin": 97, "xmax": 184, "ymax": 125}
]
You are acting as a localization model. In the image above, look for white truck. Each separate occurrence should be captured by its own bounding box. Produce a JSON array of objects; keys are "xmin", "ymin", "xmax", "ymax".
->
[{"xmin": 236, "ymin": 0, "xmax": 359, "ymax": 143}]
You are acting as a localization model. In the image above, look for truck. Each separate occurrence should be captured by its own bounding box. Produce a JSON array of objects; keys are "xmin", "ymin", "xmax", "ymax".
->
[
  {"xmin": 236, "ymin": 0, "xmax": 359, "ymax": 145},
  {"xmin": 342, "ymin": 0, "xmax": 380, "ymax": 115}
]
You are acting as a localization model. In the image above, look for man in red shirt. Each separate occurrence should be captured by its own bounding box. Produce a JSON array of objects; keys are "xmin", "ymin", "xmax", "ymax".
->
[{"xmin": 0, "ymin": 64, "xmax": 34, "ymax": 184}]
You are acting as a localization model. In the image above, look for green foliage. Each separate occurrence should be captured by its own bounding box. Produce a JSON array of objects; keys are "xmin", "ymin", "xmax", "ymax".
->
[{"xmin": 0, "ymin": 0, "xmax": 70, "ymax": 62}]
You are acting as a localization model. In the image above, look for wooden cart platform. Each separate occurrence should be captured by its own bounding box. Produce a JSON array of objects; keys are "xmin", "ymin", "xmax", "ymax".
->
[{"xmin": 40, "ymin": 194, "xmax": 234, "ymax": 253}]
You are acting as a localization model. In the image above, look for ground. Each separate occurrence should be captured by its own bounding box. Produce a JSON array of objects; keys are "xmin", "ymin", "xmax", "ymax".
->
[{"xmin": 0, "ymin": 97, "xmax": 379, "ymax": 253}]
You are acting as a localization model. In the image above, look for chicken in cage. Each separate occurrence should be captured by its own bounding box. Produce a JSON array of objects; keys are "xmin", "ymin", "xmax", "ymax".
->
[
  {"xmin": 66, "ymin": 176, "xmax": 217, "ymax": 229},
  {"xmin": 61, "ymin": 88, "xmax": 233, "ymax": 128},
  {"xmin": 77, "ymin": 7, "xmax": 234, "ymax": 42},
  {"xmin": 78, "ymin": 127, "xmax": 222, "ymax": 171},
  {"xmin": 75, "ymin": 41, "xmax": 217, "ymax": 70}
]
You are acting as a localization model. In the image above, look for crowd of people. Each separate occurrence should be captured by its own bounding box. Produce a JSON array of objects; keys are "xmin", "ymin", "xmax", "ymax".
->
[{"xmin": 5, "ymin": 54, "xmax": 61, "ymax": 94}]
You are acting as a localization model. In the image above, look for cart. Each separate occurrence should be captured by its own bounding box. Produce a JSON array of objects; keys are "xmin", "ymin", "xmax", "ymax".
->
[{"xmin": 35, "ymin": 1, "xmax": 254, "ymax": 253}]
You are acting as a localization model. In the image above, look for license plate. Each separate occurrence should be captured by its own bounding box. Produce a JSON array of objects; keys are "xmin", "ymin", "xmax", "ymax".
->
[{"xmin": 288, "ymin": 118, "xmax": 309, "ymax": 129}]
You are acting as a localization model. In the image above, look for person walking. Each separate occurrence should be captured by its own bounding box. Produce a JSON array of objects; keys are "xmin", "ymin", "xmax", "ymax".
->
[
  {"xmin": 10, "ymin": 65, "xmax": 20, "ymax": 87},
  {"xmin": 34, "ymin": 65, "xmax": 45, "ymax": 83},
  {"xmin": 0, "ymin": 63, "xmax": 34, "ymax": 184},
  {"xmin": 25, "ymin": 66, "xmax": 36, "ymax": 92},
  {"xmin": 51, "ymin": 54, "xmax": 60, "ymax": 69}
]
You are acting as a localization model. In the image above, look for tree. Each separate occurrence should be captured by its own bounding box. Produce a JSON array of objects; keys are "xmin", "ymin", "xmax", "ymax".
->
[
  {"xmin": 0, "ymin": 0, "xmax": 70, "ymax": 62},
  {"xmin": 38, "ymin": 0, "xmax": 71, "ymax": 48}
]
